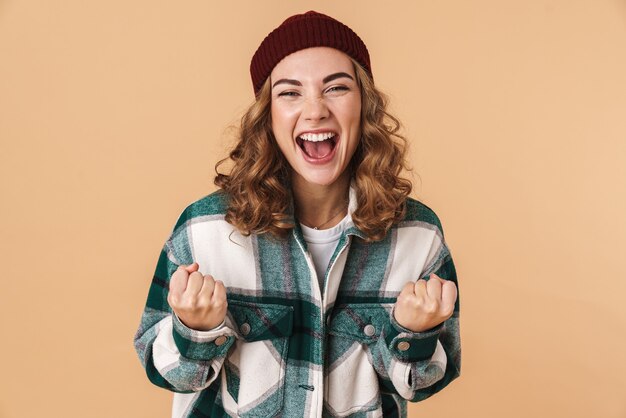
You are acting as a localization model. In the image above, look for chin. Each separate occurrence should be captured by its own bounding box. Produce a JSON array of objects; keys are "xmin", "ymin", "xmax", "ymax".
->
[{"xmin": 296, "ymin": 167, "xmax": 347, "ymax": 187}]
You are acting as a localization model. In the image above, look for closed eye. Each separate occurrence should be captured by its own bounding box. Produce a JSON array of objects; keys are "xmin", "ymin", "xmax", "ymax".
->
[
  {"xmin": 326, "ymin": 86, "xmax": 349, "ymax": 93},
  {"xmin": 277, "ymin": 91, "xmax": 300, "ymax": 97}
]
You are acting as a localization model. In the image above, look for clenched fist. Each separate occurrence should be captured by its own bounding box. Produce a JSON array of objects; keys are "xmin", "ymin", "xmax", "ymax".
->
[
  {"xmin": 393, "ymin": 274, "xmax": 457, "ymax": 333},
  {"xmin": 167, "ymin": 262, "xmax": 228, "ymax": 331}
]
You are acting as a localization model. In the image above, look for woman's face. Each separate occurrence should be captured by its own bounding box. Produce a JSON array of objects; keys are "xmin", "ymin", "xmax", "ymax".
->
[{"xmin": 270, "ymin": 47, "xmax": 361, "ymax": 188}]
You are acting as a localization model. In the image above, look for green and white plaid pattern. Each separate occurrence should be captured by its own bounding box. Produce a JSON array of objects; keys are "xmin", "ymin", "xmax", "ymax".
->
[{"xmin": 134, "ymin": 187, "xmax": 461, "ymax": 417}]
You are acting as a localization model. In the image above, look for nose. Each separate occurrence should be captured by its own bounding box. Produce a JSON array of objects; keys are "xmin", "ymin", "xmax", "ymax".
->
[{"xmin": 302, "ymin": 96, "xmax": 329, "ymax": 122}]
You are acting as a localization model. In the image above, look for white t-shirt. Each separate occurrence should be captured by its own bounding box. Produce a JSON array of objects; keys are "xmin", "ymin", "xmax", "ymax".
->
[{"xmin": 300, "ymin": 215, "xmax": 349, "ymax": 292}]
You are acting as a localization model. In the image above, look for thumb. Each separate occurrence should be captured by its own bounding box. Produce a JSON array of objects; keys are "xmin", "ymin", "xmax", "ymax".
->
[
  {"xmin": 184, "ymin": 262, "xmax": 199, "ymax": 273},
  {"xmin": 430, "ymin": 273, "xmax": 446, "ymax": 283}
]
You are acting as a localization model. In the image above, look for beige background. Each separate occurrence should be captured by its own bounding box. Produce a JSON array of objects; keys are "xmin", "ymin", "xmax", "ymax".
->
[{"xmin": 1, "ymin": 1, "xmax": 625, "ymax": 417}]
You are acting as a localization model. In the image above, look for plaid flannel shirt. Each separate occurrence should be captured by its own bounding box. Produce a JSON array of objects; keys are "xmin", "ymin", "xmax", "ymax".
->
[{"xmin": 134, "ymin": 187, "xmax": 461, "ymax": 417}]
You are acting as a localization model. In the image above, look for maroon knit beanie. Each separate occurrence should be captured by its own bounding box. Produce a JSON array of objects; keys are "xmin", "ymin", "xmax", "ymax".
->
[{"xmin": 250, "ymin": 10, "xmax": 372, "ymax": 95}]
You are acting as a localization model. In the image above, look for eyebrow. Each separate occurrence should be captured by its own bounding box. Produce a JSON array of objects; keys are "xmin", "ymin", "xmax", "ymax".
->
[
  {"xmin": 272, "ymin": 72, "xmax": 354, "ymax": 89},
  {"xmin": 272, "ymin": 79, "xmax": 302, "ymax": 88},
  {"xmin": 323, "ymin": 72, "xmax": 354, "ymax": 84}
]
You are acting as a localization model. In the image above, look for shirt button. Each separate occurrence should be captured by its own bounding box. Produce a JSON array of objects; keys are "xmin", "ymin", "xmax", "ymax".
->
[
  {"xmin": 363, "ymin": 324, "xmax": 376, "ymax": 336},
  {"xmin": 214, "ymin": 336, "xmax": 228, "ymax": 346},
  {"xmin": 397, "ymin": 341, "xmax": 411, "ymax": 351},
  {"xmin": 240, "ymin": 322, "xmax": 251, "ymax": 336}
]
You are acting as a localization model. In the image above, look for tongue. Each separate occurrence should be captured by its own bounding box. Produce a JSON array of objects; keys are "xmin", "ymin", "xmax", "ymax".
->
[{"xmin": 302, "ymin": 139, "xmax": 333, "ymax": 159}]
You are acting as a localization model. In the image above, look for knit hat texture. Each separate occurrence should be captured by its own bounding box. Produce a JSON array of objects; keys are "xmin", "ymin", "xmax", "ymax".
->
[{"xmin": 250, "ymin": 10, "xmax": 371, "ymax": 95}]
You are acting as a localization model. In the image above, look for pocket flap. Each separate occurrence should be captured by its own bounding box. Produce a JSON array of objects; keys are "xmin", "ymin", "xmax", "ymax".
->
[
  {"xmin": 227, "ymin": 300, "xmax": 294, "ymax": 342},
  {"xmin": 328, "ymin": 303, "xmax": 391, "ymax": 344}
]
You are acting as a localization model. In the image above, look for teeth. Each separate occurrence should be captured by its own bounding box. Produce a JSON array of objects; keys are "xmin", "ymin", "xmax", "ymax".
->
[{"xmin": 299, "ymin": 132, "xmax": 336, "ymax": 142}]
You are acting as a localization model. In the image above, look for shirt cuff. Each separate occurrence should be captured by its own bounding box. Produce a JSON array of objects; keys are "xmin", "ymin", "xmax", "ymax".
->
[
  {"xmin": 171, "ymin": 314, "xmax": 234, "ymax": 360},
  {"xmin": 384, "ymin": 308, "xmax": 444, "ymax": 362}
]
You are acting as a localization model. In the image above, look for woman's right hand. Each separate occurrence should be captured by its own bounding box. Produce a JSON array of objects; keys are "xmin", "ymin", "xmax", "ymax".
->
[{"xmin": 167, "ymin": 262, "xmax": 228, "ymax": 331}]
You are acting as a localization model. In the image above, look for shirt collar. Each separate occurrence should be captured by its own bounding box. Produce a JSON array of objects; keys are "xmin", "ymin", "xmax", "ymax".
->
[{"xmin": 290, "ymin": 181, "xmax": 367, "ymax": 243}]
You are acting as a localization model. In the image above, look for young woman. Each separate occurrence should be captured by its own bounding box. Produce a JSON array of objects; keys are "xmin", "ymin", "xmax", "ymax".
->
[{"xmin": 135, "ymin": 11, "xmax": 460, "ymax": 418}]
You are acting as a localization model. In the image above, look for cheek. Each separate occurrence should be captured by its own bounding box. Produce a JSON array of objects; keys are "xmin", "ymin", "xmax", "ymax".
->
[
  {"xmin": 341, "ymin": 98, "xmax": 362, "ymax": 129},
  {"xmin": 271, "ymin": 104, "xmax": 299, "ymax": 133},
  {"xmin": 270, "ymin": 110, "xmax": 293, "ymax": 154}
]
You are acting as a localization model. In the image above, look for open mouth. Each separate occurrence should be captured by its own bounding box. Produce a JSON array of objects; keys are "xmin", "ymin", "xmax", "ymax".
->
[{"xmin": 295, "ymin": 132, "xmax": 338, "ymax": 160}]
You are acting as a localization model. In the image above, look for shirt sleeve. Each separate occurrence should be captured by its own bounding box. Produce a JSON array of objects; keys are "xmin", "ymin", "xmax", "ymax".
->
[
  {"xmin": 370, "ymin": 239, "xmax": 461, "ymax": 402},
  {"xmin": 133, "ymin": 211, "xmax": 236, "ymax": 393}
]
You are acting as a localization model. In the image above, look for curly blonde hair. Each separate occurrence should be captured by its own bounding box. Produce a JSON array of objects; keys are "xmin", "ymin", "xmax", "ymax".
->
[{"xmin": 214, "ymin": 59, "xmax": 412, "ymax": 241}]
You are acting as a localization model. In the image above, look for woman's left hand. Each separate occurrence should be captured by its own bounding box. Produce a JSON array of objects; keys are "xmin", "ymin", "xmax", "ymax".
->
[{"xmin": 393, "ymin": 274, "xmax": 457, "ymax": 333}]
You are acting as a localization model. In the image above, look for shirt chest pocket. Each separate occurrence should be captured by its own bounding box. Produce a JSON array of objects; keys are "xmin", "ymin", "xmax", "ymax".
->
[
  {"xmin": 220, "ymin": 300, "xmax": 294, "ymax": 418},
  {"xmin": 324, "ymin": 303, "xmax": 391, "ymax": 417}
]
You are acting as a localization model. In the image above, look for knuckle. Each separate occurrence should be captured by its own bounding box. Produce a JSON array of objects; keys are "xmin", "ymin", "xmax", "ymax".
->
[
  {"xmin": 424, "ymin": 301, "xmax": 438, "ymax": 314},
  {"xmin": 186, "ymin": 298, "xmax": 198, "ymax": 310},
  {"xmin": 213, "ymin": 295, "xmax": 226, "ymax": 306},
  {"xmin": 404, "ymin": 297, "xmax": 416, "ymax": 310},
  {"xmin": 191, "ymin": 298, "xmax": 206, "ymax": 310},
  {"xmin": 402, "ymin": 296, "xmax": 416, "ymax": 308},
  {"xmin": 201, "ymin": 294, "xmax": 213, "ymax": 306},
  {"xmin": 430, "ymin": 280, "xmax": 442, "ymax": 290}
]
